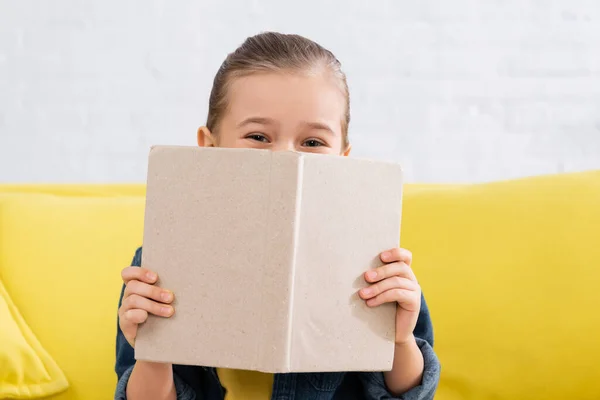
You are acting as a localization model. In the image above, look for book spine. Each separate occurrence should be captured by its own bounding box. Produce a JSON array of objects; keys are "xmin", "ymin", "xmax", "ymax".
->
[
  {"xmin": 256, "ymin": 152, "xmax": 304, "ymax": 372},
  {"xmin": 285, "ymin": 155, "xmax": 304, "ymax": 371}
]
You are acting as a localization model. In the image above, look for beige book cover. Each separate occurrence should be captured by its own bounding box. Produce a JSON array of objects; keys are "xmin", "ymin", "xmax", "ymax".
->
[{"xmin": 134, "ymin": 145, "xmax": 403, "ymax": 373}]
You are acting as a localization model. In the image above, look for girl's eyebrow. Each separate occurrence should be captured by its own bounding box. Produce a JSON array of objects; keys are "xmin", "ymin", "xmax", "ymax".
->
[
  {"xmin": 237, "ymin": 117, "xmax": 334, "ymax": 135},
  {"xmin": 302, "ymin": 121, "xmax": 335, "ymax": 135},
  {"xmin": 236, "ymin": 117, "xmax": 276, "ymax": 128}
]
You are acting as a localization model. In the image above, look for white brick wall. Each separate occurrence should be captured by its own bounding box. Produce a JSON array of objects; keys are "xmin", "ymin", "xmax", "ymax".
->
[{"xmin": 1, "ymin": 0, "xmax": 599, "ymax": 183}]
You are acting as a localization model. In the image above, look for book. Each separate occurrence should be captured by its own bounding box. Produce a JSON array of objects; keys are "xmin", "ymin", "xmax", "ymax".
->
[{"xmin": 134, "ymin": 145, "xmax": 403, "ymax": 373}]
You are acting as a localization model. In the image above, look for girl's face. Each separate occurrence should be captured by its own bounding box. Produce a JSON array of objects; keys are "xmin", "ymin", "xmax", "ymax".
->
[{"xmin": 197, "ymin": 72, "xmax": 350, "ymax": 156}]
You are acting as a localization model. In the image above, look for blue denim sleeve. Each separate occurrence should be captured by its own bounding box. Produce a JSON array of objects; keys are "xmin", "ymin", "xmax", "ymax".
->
[
  {"xmin": 114, "ymin": 247, "xmax": 196, "ymax": 400},
  {"xmin": 358, "ymin": 293, "xmax": 441, "ymax": 400}
]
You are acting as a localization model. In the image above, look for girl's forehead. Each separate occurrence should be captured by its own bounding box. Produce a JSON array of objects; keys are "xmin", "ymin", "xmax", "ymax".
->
[{"xmin": 226, "ymin": 72, "xmax": 346, "ymax": 123}]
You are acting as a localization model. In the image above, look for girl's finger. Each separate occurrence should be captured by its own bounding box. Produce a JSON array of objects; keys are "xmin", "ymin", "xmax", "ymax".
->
[
  {"xmin": 118, "ymin": 315, "xmax": 137, "ymax": 345},
  {"xmin": 366, "ymin": 288, "xmax": 419, "ymax": 309},
  {"xmin": 359, "ymin": 276, "xmax": 418, "ymax": 300},
  {"xmin": 123, "ymin": 308, "xmax": 149, "ymax": 325},
  {"xmin": 121, "ymin": 266, "xmax": 159, "ymax": 285},
  {"xmin": 124, "ymin": 279, "xmax": 174, "ymax": 304},
  {"xmin": 365, "ymin": 261, "xmax": 416, "ymax": 283},
  {"xmin": 380, "ymin": 248, "xmax": 412, "ymax": 265},
  {"xmin": 122, "ymin": 294, "xmax": 174, "ymax": 317}
]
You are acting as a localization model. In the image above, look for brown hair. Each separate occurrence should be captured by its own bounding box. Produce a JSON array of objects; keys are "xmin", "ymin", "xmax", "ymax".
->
[{"xmin": 206, "ymin": 32, "xmax": 350, "ymax": 147}]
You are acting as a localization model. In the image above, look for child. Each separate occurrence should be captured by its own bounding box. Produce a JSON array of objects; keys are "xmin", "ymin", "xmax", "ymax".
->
[{"xmin": 115, "ymin": 32, "xmax": 440, "ymax": 400}]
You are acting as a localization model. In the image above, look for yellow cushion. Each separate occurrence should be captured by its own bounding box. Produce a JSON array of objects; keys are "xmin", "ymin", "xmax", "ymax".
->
[
  {"xmin": 402, "ymin": 170, "xmax": 600, "ymax": 400},
  {"xmin": 0, "ymin": 278, "xmax": 68, "ymax": 398},
  {"xmin": 0, "ymin": 193, "xmax": 145, "ymax": 400},
  {"xmin": 218, "ymin": 369, "xmax": 273, "ymax": 400}
]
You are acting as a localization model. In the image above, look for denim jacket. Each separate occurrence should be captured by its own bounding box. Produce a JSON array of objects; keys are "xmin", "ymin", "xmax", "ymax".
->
[{"xmin": 115, "ymin": 247, "xmax": 440, "ymax": 400}]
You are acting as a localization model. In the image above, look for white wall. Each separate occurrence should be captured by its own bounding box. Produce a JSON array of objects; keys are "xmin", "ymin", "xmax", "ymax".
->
[{"xmin": 1, "ymin": 0, "xmax": 599, "ymax": 183}]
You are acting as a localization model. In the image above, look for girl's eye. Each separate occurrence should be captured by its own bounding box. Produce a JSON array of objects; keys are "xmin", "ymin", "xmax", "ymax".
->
[
  {"xmin": 303, "ymin": 139, "xmax": 325, "ymax": 147},
  {"xmin": 246, "ymin": 133, "xmax": 270, "ymax": 143}
]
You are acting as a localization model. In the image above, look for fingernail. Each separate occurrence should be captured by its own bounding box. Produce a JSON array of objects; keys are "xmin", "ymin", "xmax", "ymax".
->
[
  {"xmin": 162, "ymin": 306, "xmax": 174, "ymax": 316},
  {"xmin": 367, "ymin": 270, "xmax": 377, "ymax": 280},
  {"xmin": 361, "ymin": 287, "xmax": 372, "ymax": 296},
  {"xmin": 161, "ymin": 291, "xmax": 173, "ymax": 302},
  {"xmin": 381, "ymin": 251, "xmax": 391, "ymax": 260},
  {"xmin": 147, "ymin": 271, "xmax": 157, "ymax": 281}
]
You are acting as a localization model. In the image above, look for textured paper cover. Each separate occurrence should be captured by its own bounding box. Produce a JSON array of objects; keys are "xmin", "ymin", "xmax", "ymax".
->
[{"xmin": 135, "ymin": 146, "xmax": 402, "ymax": 373}]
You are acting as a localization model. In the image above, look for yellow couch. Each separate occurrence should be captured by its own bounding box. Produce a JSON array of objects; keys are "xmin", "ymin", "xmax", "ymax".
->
[{"xmin": 0, "ymin": 171, "xmax": 599, "ymax": 400}]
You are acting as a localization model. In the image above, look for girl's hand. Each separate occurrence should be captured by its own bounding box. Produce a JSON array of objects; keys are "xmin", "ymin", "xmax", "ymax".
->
[
  {"xmin": 118, "ymin": 266, "xmax": 175, "ymax": 347},
  {"xmin": 359, "ymin": 248, "xmax": 421, "ymax": 345}
]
